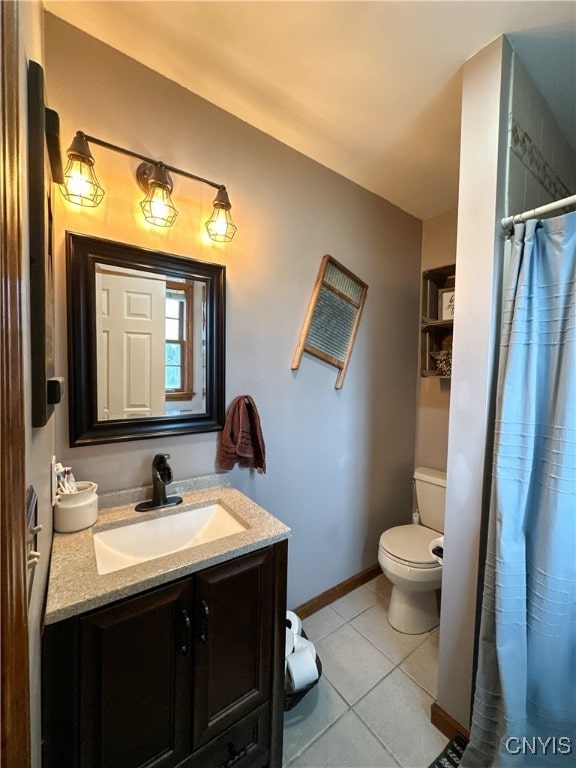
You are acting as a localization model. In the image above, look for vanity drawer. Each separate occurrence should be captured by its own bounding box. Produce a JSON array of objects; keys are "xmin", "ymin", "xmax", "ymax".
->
[{"xmin": 188, "ymin": 704, "xmax": 270, "ymax": 768}]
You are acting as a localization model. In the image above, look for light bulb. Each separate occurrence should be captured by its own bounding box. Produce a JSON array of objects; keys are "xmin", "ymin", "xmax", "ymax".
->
[
  {"xmin": 66, "ymin": 162, "xmax": 91, "ymax": 197},
  {"xmin": 149, "ymin": 190, "xmax": 170, "ymax": 221},
  {"xmin": 212, "ymin": 209, "xmax": 230, "ymax": 237}
]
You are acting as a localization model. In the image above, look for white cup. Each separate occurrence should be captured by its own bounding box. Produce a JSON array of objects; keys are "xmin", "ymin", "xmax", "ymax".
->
[{"xmin": 54, "ymin": 481, "xmax": 98, "ymax": 533}]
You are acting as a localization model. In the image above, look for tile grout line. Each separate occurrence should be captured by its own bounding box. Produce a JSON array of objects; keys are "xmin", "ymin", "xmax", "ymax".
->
[
  {"xmin": 352, "ymin": 705, "xmax": 403, "ymax": 768},
  {"xmin": 345, "ymin": 608, "xmax": 433, "ymax": 669},
  {"xmin": 285, "ymin": 705, "xmax": 352, "ymax": 768}
]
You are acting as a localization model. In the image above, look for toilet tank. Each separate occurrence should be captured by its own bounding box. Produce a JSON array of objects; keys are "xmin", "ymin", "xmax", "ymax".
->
[{"xmin": 414, "ymin": 467, "xmax": 446, "ymax": 533}]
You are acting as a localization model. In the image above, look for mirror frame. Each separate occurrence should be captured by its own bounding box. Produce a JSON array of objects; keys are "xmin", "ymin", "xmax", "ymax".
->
[{"xmin": 66, "ymin": 232, "xmax": 225, "ymax": 446}]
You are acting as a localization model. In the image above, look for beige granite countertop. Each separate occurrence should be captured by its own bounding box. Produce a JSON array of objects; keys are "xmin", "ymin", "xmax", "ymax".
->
[{"xmin": 45, "ymin": 474, "xmax": 290, "ymax": 624}]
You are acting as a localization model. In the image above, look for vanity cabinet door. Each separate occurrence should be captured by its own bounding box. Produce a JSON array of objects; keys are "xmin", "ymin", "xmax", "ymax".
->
[
  {"xmin": 79, "ymin": 579, "xmax": 194, "ymax": 768},
  {"xmin": 193, "ymin": 547, "xmax": 274, "ymax": 749}
]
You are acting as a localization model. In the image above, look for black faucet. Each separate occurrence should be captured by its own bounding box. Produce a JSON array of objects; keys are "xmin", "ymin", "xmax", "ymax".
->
[{"xmin": 135, "ymin": 453, "xmax": 183, "ymax": 512}]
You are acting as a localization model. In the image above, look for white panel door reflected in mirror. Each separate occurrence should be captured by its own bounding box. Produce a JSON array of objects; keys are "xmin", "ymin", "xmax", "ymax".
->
[{"xmin": 95, "ymin": 264, "xmax": 207, "ymax": 421}]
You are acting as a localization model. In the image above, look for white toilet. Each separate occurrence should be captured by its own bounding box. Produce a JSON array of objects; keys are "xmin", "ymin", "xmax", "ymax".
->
[{"xmin": 378, "ymin": 467, "xmax": 446, "ymax": 634}]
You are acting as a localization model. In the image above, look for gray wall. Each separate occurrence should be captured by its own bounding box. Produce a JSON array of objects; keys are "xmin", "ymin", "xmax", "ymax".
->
[{"xmin": 45, "ymin": 14, "xmax": 423, "ymax": 614}]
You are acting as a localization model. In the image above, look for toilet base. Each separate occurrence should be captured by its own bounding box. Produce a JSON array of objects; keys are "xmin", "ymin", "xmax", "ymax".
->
[{"xmin": 388, "ymin": 585, "xmax": 439, "ymax": 634}]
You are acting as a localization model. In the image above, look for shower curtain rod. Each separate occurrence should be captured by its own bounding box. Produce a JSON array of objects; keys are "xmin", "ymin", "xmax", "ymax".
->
[{"xmin": 501, "ymin": 193, "xmax": 576, "ymax": 229}]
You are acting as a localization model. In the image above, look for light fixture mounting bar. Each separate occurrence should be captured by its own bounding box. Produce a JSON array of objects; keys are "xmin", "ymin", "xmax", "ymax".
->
[{"xmin": 79, "ymin": 132, "xmax": 224, "ymax": 191}]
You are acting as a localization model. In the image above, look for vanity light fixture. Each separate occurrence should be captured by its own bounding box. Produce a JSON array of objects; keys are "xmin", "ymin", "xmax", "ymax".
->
[{"xmin": 60, "ymin": 131, "xmax": 237, "ymax": 240}]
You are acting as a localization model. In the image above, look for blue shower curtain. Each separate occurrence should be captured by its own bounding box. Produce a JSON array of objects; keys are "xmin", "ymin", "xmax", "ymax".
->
[{"xmin": 462, "ymin": 211, "xmax": 576, "ymax": 767}]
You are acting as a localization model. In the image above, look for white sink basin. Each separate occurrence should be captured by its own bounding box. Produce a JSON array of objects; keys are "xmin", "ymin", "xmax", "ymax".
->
[{"xmin": 93, "ymin": 503, "xmax": 248, "ymax": 575}]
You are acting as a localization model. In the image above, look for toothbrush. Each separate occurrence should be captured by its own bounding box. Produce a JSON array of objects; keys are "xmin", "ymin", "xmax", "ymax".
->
[{"xmin": 64, "ymin": 468, "xmax": 78, "ymax": 493}]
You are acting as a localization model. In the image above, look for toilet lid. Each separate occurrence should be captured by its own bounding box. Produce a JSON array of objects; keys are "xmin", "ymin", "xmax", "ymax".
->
[{"xmin": 379, "ymin": 525, "xmax": 440, "ymax": 566}]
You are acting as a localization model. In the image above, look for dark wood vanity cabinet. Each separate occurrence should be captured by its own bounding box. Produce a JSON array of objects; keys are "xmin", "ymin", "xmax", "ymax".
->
[{"xmin": 43, "ymin": 542, "xmax": 288, "ymax": 768}]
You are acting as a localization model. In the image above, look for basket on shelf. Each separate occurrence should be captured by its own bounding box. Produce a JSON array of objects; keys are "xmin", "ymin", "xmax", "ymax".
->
[
  {"xmin": 283, "ymin": 629, "xmax": 323, "ymax": 711},
  {"xmin": 430, "ymin": 350, "xmax": 452, "ymax": 377}
]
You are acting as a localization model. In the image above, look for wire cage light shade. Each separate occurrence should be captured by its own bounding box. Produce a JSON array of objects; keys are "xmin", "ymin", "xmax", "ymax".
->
[
  {"xmin": 138, "ymin": 163, "xmax": 178, "ymax": 228},
  {"xmin": 205, "ymin": 187, "xmax": 237, "ymax": 242},
  {"xmin": 60, "ymin": 133, "xmax": 105, "ymax": 207},
  {"xmin": 140, "ymin": 184, "xmax": 179, "ymax": 227}
]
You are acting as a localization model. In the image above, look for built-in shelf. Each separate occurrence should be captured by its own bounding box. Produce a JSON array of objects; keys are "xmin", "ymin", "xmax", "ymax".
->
[
  {"xmin": 421, "ymin": 319, "xmax": 454, "ymax": 332},
  {"xmin": 420, "ymin": 264, "xmax": 455, "ymax": 377}
]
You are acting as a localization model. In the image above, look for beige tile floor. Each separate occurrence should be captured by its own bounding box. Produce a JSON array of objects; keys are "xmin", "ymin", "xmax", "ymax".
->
[{"xmin": 283, "ymin": 575, "xmax": 448, "ymax": 768}]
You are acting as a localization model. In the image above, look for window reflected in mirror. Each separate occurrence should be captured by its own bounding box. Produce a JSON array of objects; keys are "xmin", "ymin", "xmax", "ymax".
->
[{"xmin": 165, "ymin": 281, "xmax": 206, "ymax": 409}]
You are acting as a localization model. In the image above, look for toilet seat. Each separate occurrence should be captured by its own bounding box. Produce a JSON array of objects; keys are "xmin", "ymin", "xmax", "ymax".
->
[{"xmin": 379, "ymin": 525, "xmax": 441, "ymax": 569}]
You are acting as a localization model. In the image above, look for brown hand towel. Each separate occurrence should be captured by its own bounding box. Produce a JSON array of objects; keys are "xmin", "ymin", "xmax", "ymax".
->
[{"xmin": 218, "ymin": 395, "xmax": 266, "ymax": 473}]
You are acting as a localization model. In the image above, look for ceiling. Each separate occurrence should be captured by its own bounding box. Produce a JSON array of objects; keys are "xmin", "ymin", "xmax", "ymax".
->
[{"xmin": 44, "ymin": 1, "xmax": 576, "ymax": 221}]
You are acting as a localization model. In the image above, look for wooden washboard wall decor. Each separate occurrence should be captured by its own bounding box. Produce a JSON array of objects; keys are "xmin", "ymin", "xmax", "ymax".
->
[{"xmin": 292, "ymin": 255, "xmax": 368, "ymax": 388}]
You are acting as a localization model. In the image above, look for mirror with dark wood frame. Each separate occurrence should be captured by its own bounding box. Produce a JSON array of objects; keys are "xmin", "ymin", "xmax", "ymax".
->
[{"xmin": 66, "ymin": 232, "xmax": 225, "ymax": 446}]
